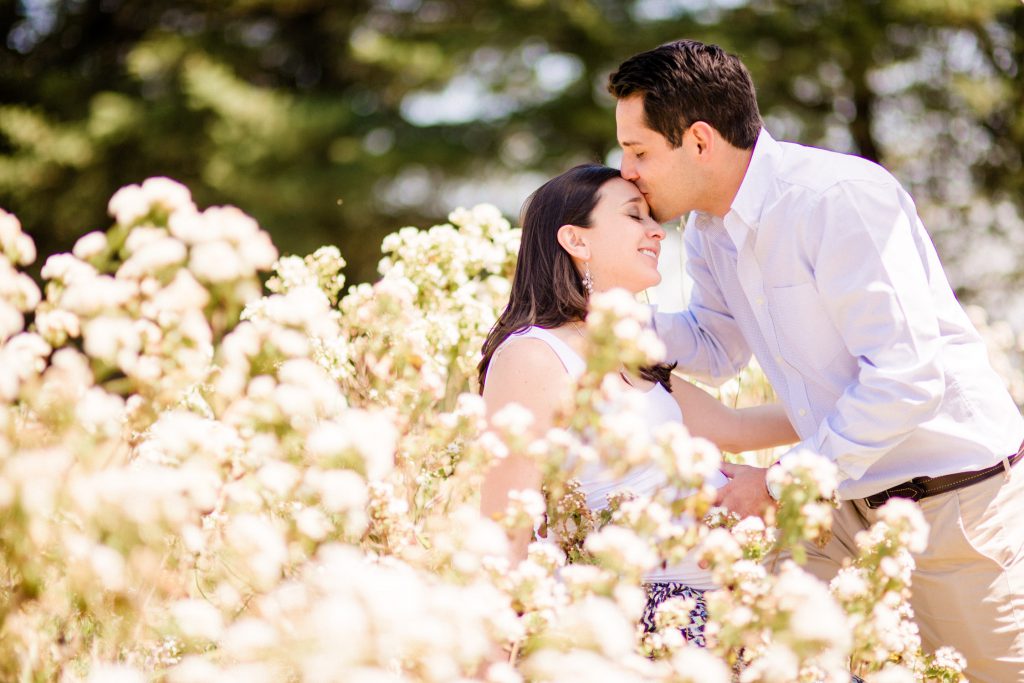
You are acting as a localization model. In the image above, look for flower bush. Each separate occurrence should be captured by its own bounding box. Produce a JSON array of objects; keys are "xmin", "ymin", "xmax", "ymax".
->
[{"xmin": 0, "ymin": 178, "xmax": 1010, "ymax": 681}]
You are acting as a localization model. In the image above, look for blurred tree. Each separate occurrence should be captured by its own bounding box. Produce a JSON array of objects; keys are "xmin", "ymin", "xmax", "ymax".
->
[{"xmin": 1, "ymin": 0, "xmax": 1022, "ymax": 306}]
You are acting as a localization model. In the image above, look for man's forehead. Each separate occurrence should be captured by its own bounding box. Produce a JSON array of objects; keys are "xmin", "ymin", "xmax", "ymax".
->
[{"xmin": 615, "ymin": 97, "xmax": 652, "ymax": 143}]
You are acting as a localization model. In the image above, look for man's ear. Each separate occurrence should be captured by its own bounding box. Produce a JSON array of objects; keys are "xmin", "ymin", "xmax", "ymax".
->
[
  {"xmin": 556, "ymin": 224, "xmax": 590, "ymax": 260},
  {"xmin": 688, "ymin": 121, "xmax": 716, "ymax": 157}
]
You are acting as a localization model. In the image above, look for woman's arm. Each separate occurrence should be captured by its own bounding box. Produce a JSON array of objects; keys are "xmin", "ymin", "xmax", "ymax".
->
[
  {"xmin": 481, "ymin": 338, "xmax": 573, "ymax": 561},
  {"xmin": 670, "ymin": 375, "xmax": 798, "ymax": 453}
]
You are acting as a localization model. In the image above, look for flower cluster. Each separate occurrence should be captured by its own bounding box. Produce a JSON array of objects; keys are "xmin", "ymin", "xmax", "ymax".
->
[
  {"xmin": 766, "ymin": 448, "xmax": 840, "ymax": 563},
  {"xmin": 832, "ymin": 499, "xmax": 965, "ymax": 681},
  {"xmin": 0, "ymin": 180, "xmax": 998, "ymax": 681}
]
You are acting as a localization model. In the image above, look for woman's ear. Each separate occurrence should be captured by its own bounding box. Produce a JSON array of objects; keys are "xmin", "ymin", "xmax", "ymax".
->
[{"xmin": 556, "ymin": 224, "xmax": 590, "ymax": 260}]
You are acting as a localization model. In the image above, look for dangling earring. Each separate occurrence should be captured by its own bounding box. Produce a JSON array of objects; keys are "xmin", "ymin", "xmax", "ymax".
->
[{"xmin": 581, "ymin": 263, "xmax": 594, "ymax": 294}]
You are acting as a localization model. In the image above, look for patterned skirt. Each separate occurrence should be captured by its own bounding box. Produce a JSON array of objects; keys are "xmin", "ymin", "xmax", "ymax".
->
[
  {"xmin": 641, "ymin": 582, "xmax": 709, "ymax": 647},
  {"xmin": 642, "ymin": 582, "xmax": 867, "ymax": 683}
]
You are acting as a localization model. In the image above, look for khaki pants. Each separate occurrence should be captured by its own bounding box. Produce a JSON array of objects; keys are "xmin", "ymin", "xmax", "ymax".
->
[{"xmin": 804, "ymin": 461, "xmax": 1024, "ymax": 683}]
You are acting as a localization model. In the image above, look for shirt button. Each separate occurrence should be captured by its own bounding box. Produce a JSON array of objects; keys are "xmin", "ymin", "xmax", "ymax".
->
[
  {"xmin": 756, "ymin": 297, "xmax": 765, "ymax": 306},
  {"xmin": 774, "ymin": 355, "xmax": 783, "ymax": 363},
  {"xmin": 798, "ymin": 409, "xmax": 807, "ymax": 417}
]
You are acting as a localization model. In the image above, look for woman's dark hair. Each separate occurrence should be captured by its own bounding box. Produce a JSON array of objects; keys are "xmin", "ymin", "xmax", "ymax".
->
[
  {"xmin": 478, "ymin": 163, "xmax": 675, "ymax": 393},
  {"xmin": 608, "ymin": 39, "xmax": 762, "ymax": 150}
]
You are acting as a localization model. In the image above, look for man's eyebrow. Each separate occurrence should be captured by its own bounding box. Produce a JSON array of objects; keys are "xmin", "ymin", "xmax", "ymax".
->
[{"xmin": 620, "ymin": 140, "xmax": 641, "ymax": 147}]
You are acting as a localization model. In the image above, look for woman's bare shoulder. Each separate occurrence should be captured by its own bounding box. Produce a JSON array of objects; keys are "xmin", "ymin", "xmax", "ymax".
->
[{"xmin": 487, "ymin": 336, "xmax": 567, "ymax": 383}]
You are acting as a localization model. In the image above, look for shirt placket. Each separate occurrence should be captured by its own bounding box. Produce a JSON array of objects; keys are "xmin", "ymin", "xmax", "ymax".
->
[{"xmin": 724, "ymin": 218, "xmax": 816, "ymax": 436}]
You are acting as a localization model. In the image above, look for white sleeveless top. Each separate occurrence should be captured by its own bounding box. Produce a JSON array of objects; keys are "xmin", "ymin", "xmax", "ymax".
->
[{"xmin": 493, "ymin": 325, "xmax": 726, "ymax": 589}]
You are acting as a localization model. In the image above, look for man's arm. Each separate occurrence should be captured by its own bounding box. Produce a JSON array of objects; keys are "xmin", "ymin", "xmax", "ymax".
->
[{"xmin": 653, "ymin": 220, "xmax": 752, "ymax": 385}]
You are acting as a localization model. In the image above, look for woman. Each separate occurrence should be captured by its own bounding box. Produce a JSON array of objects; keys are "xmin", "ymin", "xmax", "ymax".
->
[{"xmin": 478, "ymin": 164, "xmax": 798, "ymax": 646}]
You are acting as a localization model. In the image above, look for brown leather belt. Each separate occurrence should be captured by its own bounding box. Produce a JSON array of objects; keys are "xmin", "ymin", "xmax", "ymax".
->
[{"xmin": 863, "ymin": 440, "xmax": 1024, "ymax": 510}]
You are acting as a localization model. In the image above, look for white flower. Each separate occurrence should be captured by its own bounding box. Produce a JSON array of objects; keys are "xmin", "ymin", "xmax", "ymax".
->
[
  {"xmin": 295, "ymin": 506, "xmax": 330, "ymax": 541},
  {"xmin": 167, "ymin": 209, "xmax": 207, "ymax": 244},
  {"xmin": 740, "ymin": 643, "xmax": 799, "ymax": 683},
  {"xmin": 930, "ymin": 646, "xmax": 967, "ymax": 673},
  {"xmin": 0, "ymin": 210, "xmax": 36, "ymax": 265},
  {"xmin": 278, "ymin": 357, "xmax": 344, "ymax": 411},
  {"xmin": 118, "ymin": 235, "xmax": 187, "ymax": 279},
  {"xmin": 584, "ymin": 525, "xmax": 658, "ymax": 576},
  {"xmin": 0, "ymin": 300, "xmax": 22, "ymax": 342},
  {"xmin": 141, "ymin": 176, "xmax": 194, "ymax": 214},
  {"xmin": 90, "ymin": 543, "xmax": 127, "ymax": 592},
  {"xmin": 41, "ymin": 252, "xmax": 96, "ymax": 283},
  {"xmin": 0, "ymin": 263, "xmax": 40, "ymax": 312},
  {"xmin": 108, "ymin": 184, "xmax": 153, "ymax": 225},
  {"xmin": 256, "ymin": 460, "xmax": 301, "ymax": 498},
  {"xmin": 240, "ymin": 230, "xmax": 278, "ymax": 272},
  {"xmin": 190, "ymin": 240, "xmax": 244, "ymax": 283},
  {"xmin": 166, "ymin": 657, "xmax": 223, "ymax": 683},
  {"xmin": 775, "ymin": 561, "xmax": 851, "ymax": 652},
  {"xmin": 485, "ymin": 662, "xmax": 523, "ymax": 683},
  {"xmin": 305, "ymin": 410, "xmax": 396, "ymax": 480},
  {"xmin": 82, "ymin": 315, "xmax": 141, "ymax": 364},
  {"xmin": 73, "ymin": 231, "xmax": 108, "ymax": 260},
  {"xmin": 864, "ymin": 666, "xmax": 917, "ymax": 683},
  {"xmin": 507, "ymin": 488, "xmax": 546, "ymax": 521},
  {"xmin": 731, "ymin": 515, "xmax": 767, "ymax": 546},
  {"xmin": 555, "ymin": 595, "xmax": 639, "ymax": 658},
  {"xmin": 830, "ymin": 567, "xmax": 870, "ymax": 602},
  {"xmin": 313, "ymin": 469, "xmax": 369, "ymax": 513},
  {"xmin": 76, "ymin": 387, "xmax": 126, "ymax": 437},
  {"xmin": 669, "ymin": 646, "xmax": 732, "ymax": 683},
  {"xmin": 490, "ymin": 402, "xmax": 534, "ymax": 434},
  {"xmin": 86, "ymin": 664, "xmax": 145, "ymax": 683},
  {"xmin": 225, "ymin": 514, "xmax": 288, "ymax": 589},
  {"xmin": 779, "ymin": 447, "xmax": 838, "ymax": 498},
  {"xmin": 124, "ymin": 225, "xmax": 168, "ymax": 253},
  {"xmin": 60, "ymin": 273, "xmax": 137, "ymax": 316},
  {"xmin": 0, "ymin": 332, "xmax": 51, "ymax": 400},
  {"xmin": 139, "ymin": 410, "xmax": 242, "ymax": 466},
  {"xmin": 171, "ymin": 599, "xmax": 225, "ymax": 642},
  {"xmin": 701, "ymin": 527, "xmax": 743, "ymax": 569},
  {"xmin": 219, "ymin": 618, "xmax": 279, "ymax": 659},
  {"xmin": 34, "ymin": 307, "xmax": 81, "ymax": 345},
  {"xmin": 877, "ymin": 497, "xmax": 929, "ymax": 554}
]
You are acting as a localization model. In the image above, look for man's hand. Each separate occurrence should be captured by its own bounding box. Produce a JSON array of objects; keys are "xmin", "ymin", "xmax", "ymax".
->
[{"xmin": 715, "ymin": 462, "xmax": 777, "ymax": 519}]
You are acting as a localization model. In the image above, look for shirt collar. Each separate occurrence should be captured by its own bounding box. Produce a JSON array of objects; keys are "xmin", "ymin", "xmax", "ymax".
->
[{"xmin": 722, "ymin": 127, "xmax": 782, "ymax": 243}]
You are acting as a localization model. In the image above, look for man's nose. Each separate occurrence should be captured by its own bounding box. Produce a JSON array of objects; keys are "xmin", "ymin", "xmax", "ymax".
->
[{"xmin": 620, "ymin": 155, "xmax": 638, "ymax": 180}]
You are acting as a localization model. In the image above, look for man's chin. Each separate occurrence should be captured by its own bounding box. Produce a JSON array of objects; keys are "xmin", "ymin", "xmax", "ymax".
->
[
  {"xmin": 643, "ymin": 193, "xmax": 684, "ymax": 223},
  {"xmin": 651, "ymin": 207, "xmax": 683, "ymax": 224}
]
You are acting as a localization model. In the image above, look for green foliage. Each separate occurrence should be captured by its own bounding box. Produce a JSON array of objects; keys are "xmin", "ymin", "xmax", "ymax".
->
[{"xmin": 2, "ymin": 0, "xmax": 1023, "ymax": 301}]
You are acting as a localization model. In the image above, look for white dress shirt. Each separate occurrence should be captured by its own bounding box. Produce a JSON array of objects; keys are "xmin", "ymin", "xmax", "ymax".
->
[{"xmin": 655, "ymin": 128, "xmax": 1024, "ymax": 500}]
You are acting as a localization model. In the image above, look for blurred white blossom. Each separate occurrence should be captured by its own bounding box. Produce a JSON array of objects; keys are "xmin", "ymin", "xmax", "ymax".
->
[{"xmin": 0, "ymin": 189, "xmax": 990, "ymax": 681}]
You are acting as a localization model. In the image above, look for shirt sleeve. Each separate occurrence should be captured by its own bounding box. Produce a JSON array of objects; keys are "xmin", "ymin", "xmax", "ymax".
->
[
  {"xmin": 652, "ymin": 219, "xmax": 752, "ymax": 386},
  {"xmin": 782, "ymin": 179, "xmax": 946, "ymax": 483}
]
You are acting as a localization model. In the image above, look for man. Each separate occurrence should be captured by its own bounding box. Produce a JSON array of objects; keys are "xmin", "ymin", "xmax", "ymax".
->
[{"xmin": 608, "ymin": 39, "xmax": 1024, "ymax": 682}]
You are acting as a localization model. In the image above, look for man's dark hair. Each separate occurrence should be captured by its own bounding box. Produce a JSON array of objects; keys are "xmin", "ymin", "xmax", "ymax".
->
[{"xmin": 608, "ymin": 39, "xmax": 762, "ymax": 150}]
